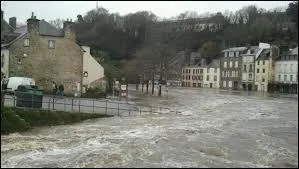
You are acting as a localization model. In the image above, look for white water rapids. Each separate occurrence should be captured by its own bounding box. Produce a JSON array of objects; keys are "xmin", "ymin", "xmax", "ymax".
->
[{"xmin": 1, "ymin": 86, "xmax": 298, "ymax": 168}]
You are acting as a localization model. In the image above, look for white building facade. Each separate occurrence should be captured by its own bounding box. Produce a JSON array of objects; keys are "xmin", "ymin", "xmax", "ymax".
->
[
  {"xmin": 275, "ymin": 47, "xmax": 298, "ymax": 84},
  {"xmin": 81, "ymin": 46, "xmax": 105, "ymax": 92}
]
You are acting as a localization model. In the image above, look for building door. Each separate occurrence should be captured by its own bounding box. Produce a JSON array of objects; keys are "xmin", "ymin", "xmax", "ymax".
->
[
  {"xmin": 242, "ymin": 84, "xmax": 246, "ymax": 90},
  {"xmin": 248, "ymin": 84, "xmax": 252, "ymax": 91},
  {"xmin": 210, "ymin": 83, "xmax": 213, "ymax": 88},
  {"xmin": 233, "ymin": 81, "xmax": 238, "ymax": 90}
]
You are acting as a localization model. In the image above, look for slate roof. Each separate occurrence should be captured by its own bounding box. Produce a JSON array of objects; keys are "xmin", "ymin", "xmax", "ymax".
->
[
  {"xmin": 290, "ymin": 47, "xmax": 298, "ymax": 55},
  {"xmin": 207, "ymin": 59, "xmax": 220, "ymax": 68},
  {"xmin": 1, "ymin": 18, "xmax": 65, "ymax": 47},
  {"xmin": 257, "ymin": 48, "xmax": 271, "ymax": 60},
  {"xmin": 221, "ymin": 47, "xmax": 248, "ymax": 52},
  {"xmin": 39, "ymin": 19, "xmax": 64, "ymax": 37}
]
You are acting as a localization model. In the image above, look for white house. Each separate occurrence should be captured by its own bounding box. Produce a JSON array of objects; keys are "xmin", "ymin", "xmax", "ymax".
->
[
  {"xmin": 275, "ymin": 47, "xmax": 298, "ymax": 83},
  {"xmin": 203, "ymin": 59, "xmax": 220, "ymax": 88},
  {"xmin": 81, "ymin": 46, "xmax": 105, "ymax": 92}
]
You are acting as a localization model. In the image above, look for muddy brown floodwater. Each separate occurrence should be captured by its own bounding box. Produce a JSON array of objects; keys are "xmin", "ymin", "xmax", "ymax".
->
[{"xmin": 1, "ymin": 86, "xmax": 298, "ymax": 168}]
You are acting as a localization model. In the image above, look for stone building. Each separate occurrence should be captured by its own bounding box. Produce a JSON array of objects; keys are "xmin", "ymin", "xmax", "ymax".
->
[
  {"xmin": 181, "ymin": 59, "xmax": 220, "ymax": 88},
  {"xmin": 272, "ymin": 47, "xmax": 298, "ymax": 94},
  {"xmin": 202, "ymin": 59, "xmax": 220, "ymax": 88},
  {"xmin": 1, "ymin": 12, "xmax": 83, "ymax": 94},
  {"xmin": 240, "ymin": 46, "xmax": 259, "ymax": 91},
  {"xmin": 181, "ymin": 66, "xmax": 204, "ymax": 87},
  {"xmin": 254, "ymin": 44, "xmax": 279, "ymax": 92},
  {"xmin": 220, "ymin": 47, "xmax": 247, "ymax": 90}
]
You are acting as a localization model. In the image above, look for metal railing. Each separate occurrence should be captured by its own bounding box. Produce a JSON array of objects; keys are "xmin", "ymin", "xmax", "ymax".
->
[{"xmin": 2, "ymin": 91, "xmax": 175, "ymax": 117}]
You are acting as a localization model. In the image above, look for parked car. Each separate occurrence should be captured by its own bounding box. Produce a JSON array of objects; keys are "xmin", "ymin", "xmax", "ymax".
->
[{"xmin": 1, "ymin": 77, "xmax": 35, "ymax": 94}]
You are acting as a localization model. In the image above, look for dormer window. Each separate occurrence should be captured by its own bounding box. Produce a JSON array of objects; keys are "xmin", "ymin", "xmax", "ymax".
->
[
  {"xmin": 48, "ymin": 40, "xmax": 55, "ymax": 49},
  {"xmin": 24, "ymin": 38, "xmax": 29, "ymax": 47}
]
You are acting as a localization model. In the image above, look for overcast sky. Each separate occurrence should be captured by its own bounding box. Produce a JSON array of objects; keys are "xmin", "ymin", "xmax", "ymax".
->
[{"xmin": 1, "ymin": 1, "xmax": 292, "ymax": 24}]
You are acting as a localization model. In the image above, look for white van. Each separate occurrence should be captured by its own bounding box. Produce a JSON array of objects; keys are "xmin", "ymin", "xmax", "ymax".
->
[{"xmin": 1, "ymin": 77, "xmax": 35, "ymax": 94}]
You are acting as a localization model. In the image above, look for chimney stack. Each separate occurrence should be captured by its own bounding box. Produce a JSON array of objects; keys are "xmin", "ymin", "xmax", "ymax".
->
[
  {"xmin": 9, "ymin": 17, "xmax": 16, "ymax": 29},
  {"xmin": 27, "ymin": 12, "xmax": 40, "ymax": 33}
]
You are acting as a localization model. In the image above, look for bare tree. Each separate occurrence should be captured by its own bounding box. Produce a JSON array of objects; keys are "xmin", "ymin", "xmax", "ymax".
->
[{"xmin": 49, "ymin": 18, "xmax": 64, "ymax": 29}]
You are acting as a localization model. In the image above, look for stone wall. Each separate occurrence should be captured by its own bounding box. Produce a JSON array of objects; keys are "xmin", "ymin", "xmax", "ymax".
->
[{"xmin": 8, "ymin": 31, "xmax": 82, "ymax": 93}]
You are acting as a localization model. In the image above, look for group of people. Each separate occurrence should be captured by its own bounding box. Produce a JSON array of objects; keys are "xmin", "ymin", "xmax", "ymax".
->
[{"xmin": 52, "ymin": 81, "xmax": 64, "ymax": 96}]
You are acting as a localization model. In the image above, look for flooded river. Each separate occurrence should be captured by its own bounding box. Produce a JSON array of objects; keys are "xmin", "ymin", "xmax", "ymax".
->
[{"xmin": 1, "ymin": 86, "xmax": 298, "ymax": 168}]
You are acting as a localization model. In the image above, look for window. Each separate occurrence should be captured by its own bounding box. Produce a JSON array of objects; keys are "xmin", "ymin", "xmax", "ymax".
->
[
  {"xmin": 229, "ymin": 71, "xmax": 232, "ymax": 77},
  {"xmin": 224, "ymin": 61, "xmax": 227, "ymax": 68},
  {"xmin": 257, "ymin": 69, "xmax": 259, "ymax": 73},
  {"xmin": 279, "ymin": 75, "xmax": 281, "ymax": 81},
  {"xmin": 225, "ymin": 52, "xmax": 228, "ymax": 57},
  {"xmin": 235, "ymin": 61, "xmax": 238, "ymax": 68},
  {"xmin": 262, "ymin": 78, "xmax": 265, "ymax": 82},
  {"xmin": 200, "ymin": 69, "xmax": 203, "ymax": 73},
  {"xmin": 236, "ymin": 51, "xmax": 239, "ymax": 57},
  {"xmin": 182, "ymin": 69, "xmax": 184, "ymax": 73},
  {"xmin": 229, "ymin": 52, "xmax": 234, "ymax": 57},
  {"xmin": 214, "ymin": 75, "xmax": 217, "ymax": 81},
  {"xmin": 232, "ymin": 71, "xmax": 235, "ymax": 77},
  {"xmin": 258, "ymin": 61, "xmax": 260, "ymax": 65},
  {"xmin": 214, "ymin": 68, "xmax": 217, "ymax": 73},
  {"xmin": 193, "ymin": 69, "xmax": 195, "ymax": 74},
  {"xmin": 207, "ymin": 68, "xmax": 210, "ymax": 73},
  {"xmin": 290, "ymin": 64, "xmax": 293, "ymax": 72},
  {"xmin": 236, "ymin": 71, "xmax": 238, "ymax": 77},
  {"xmin": 262, "ymin": 69, "xmax": 265, "ymax": 73},
  {"xmin": 225, "ymin": 71, "xmax": 228, "ymax": 77},
  {"xmin": 228, "ymin": 81, "xmax": 232, "ymax": 87},
  {"xmin": 1, "ymin": 54, "xmax": 4, "ymax": 68},
  {"xmin": 229, "ymin": 61, "xmax": 233, "ymax": 68},
  {"xmin": 263, "ymin": 60, "xmax": 265, "ymax": 65},
  {"xmin": 290, "ymin": 75, "xmax": 293, "ymax": 81},
  {"xmin": 222, "ymin": 71, "xmax": 224, "ymax": 77},
  {"xmin": 182, "ymin": 75, "xmax": 184, "ymax": 80},
  {"xmin": 223, "ymin": 81, "xmax": 226, "ymax": 87},
  {"xmin": 284, "ymin": 75, "xmax": 287, "ymax": 81},
  {"xmin": 284, "ymin": 64, "xmax": 287, "ymax": 72},
  {"xmin": 48, "ymin": 40, "xmax": 55, "ymax": 49},
  {"xmin": 249, "ymin": 64, "xmax": 253, "ymax": 72},
  {"xmin": 244, "ymin": 65, "xmax": 246, "ymax": 72},
  {"xmin": 23, "ymin": 38, "xmax": 29, "ymax": 47},
  {"xmin": 206, "ymin": 75, "xmax": 209, "ymax": 81},
  {"xmin": 249, "ymin": 74, "xmax": 252, "ymax": 79}
]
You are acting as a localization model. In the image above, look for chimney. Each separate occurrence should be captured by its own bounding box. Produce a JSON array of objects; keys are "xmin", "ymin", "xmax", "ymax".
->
[
  {"xmin": 63, "ymin": 19, "xmax": 75, "ymax": 41},
  {"xmin": 9, "ymin": 17, "xmax": 16, "ymax": 29},
  {"xmin": 27, "ymin": 12, "xmax": 40, "ymax": 33}
]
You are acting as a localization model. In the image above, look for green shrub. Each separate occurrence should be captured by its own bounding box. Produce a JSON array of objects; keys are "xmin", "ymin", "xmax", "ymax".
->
[
  {"xmin": 1, "ymin": 107, "xmax": 112, "ymax": 135},
  {"xmin": 1, "ymin": 109, "xmax": 30, "ymax": 134}
]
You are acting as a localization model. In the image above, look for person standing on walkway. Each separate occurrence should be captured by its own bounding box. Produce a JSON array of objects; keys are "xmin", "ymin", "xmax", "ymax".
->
[
  {"xmin": 52, "ymin": 81, "xmax": 58, "ymax": 96},
  {"xmin": 58, "ymin": 84, "xmax": 64, "ymax": 96}
]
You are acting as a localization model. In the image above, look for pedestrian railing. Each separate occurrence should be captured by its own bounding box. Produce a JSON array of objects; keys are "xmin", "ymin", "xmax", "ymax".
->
[{"xmin": 2, "ymin": 91, "xmax": 175, "ymax": 117}]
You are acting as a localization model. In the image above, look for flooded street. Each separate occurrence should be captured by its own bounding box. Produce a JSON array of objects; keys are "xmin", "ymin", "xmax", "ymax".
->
[{"xmin": 1, "ymin": 86, "xmax": 298, "ymax": 168}]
